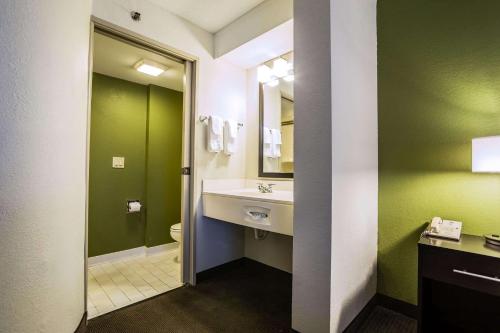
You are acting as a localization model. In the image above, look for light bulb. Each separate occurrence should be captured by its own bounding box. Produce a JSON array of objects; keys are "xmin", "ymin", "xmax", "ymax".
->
[
  {"xmin": 273, "ymin": 58, "xmax": 289, "ymax": 78},
  {"xmin": 267, "ymin": 79, "xmax": 279, "ymax": 87},
  {"xmin": 258, "ymin": 65, "xmax": 273, "ymax": 83}
]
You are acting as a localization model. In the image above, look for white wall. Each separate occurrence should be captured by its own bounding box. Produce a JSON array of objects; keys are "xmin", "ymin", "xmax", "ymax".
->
[
  {"xmin": 244, "ymin": 229, "xmax": 293, "ymax": 272},
  {"xmin": 0, "ymin": 1, "xmax": 91, "ymax": 332},
  {"xmin": 92, "ymin": 0, "xmax": 249, "ymax": 273},
  {"xmin": 293, "ymin": 0, "xmax": 334, "ymax": 331},
  {"xmin": 329, "ymin": 0, "xmax": 378, "ymax": 330},
  {"xmin": 293, "ymin": 0, "xmax": 378, "ymax": 331},
  {"xmin": 246, "ymin": 68, "xmax": 261, "ymax": 179}
]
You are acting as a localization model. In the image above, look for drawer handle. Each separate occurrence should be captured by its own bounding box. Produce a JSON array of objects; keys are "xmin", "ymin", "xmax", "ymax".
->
[{"xmin": 453, "ymin": 269, "xmax": 500, "ymax": 283}]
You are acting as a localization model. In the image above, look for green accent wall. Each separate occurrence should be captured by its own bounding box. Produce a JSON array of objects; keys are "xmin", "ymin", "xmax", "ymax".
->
[
  {"xmin": 89, "ymin": 73, "xmax": 147, "ymax": 256},
  {"xmin": 378, "ymin": 1, "xmax": 500, "ymax": 304},
  {"xmin": 145, "ymin": 85, "xmax": 183, "ymax": 247},
  {"xmin": 89, "ymin": 73, "xmax": 183, "ymax": 257}
]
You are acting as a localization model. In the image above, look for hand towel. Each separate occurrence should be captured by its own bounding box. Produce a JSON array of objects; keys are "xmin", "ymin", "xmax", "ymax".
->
[
  {"xmin": 271, "ymin": 128, "xmax": 282, "ymax": 158},
  {"xmin": 223, "ymin": 120, "xmax": 238, "ymax": 155},
  {"xmin": 263, "ymin": 127, "xmax": 273, "ymax": 157},
  {"xmin": 207, "ymin": 115, "xmax": 223, "ymax": 152}
]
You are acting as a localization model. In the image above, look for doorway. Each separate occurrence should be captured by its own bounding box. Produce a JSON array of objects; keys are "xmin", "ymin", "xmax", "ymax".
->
[{"xmin": 85, "ymin": 19, "xmax": 196, "ymax": 319}]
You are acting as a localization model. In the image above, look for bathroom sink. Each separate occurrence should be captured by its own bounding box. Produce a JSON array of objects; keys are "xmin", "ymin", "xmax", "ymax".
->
[{"xmin": 202, "ymin": 180, "xmax": 293, "ymax": 236}]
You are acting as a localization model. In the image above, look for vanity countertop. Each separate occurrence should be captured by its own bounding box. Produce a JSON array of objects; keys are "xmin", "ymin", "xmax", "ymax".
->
[{"xmin": 203, "ymin": 188, "xmax": 293, "ymax": 205}]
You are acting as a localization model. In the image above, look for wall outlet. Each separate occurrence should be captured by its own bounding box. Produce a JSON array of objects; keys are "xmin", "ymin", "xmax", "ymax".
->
[{"xmin": 112, "ymin": 157, "xmax": 125, "ymax": 168}]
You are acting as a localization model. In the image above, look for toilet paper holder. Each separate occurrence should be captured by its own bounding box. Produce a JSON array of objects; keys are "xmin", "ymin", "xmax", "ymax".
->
[{"xmin": 126, "ymin": 200, "xmax": 142, "ymax": 214}]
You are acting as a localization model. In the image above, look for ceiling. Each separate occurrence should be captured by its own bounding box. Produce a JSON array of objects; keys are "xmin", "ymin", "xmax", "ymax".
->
[
  {"xmin": 220, "ymin": 20, "xmax": 293, "ymax": 69},
  {"xmin": 93, "ymin": 32, "xmax": 185, "ymax": 92},
  {"xmin": 148, "ymin": 0, "xmax": 266, "ymax": 33}
]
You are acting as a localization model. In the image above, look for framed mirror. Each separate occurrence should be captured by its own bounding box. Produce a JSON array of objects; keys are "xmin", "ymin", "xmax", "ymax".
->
[{"xmin": 258, "ymin": 52, "xmax": 294, "ymax": 178}]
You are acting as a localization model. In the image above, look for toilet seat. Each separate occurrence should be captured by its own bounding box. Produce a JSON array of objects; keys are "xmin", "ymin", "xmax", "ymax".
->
[{"xmin": 170, "ymin": 223, "xmax": 181, "ymax": 231}]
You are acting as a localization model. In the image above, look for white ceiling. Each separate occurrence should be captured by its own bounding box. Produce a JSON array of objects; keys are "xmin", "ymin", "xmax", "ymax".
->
[
  {"xmin": 148, "ymin": 0, "xmax": 266, "ymax": 33},
  {"xmin": 93, "ymin": 32, "xmax": 185, "ymax": 91},
  {"xmin": 220, "ymin": 20, "xmax": 293, "ymax": 69}
]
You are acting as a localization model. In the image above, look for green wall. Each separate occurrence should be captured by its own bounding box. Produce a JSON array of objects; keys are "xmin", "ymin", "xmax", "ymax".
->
[
  {"xmin": 378, "ymin": 1, "xmax": 500, "ymax": 304},
  {"xmin": 89, "ymin": 74, "xmax": 147, "ymax": 256},
  {"xmin": 89, "ymin": 73, "xmax": 182, "ymax": 257},
  {"xmin": 146, "ymin": 85, "xmax": 183, "ymax": 247}
]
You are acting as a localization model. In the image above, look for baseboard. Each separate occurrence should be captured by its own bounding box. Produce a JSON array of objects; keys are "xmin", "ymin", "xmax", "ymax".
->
[
  {"xmin": 88, "ymin": 246, "xmax": 145, "ymax": 266},
  {"xmin": 196, "ymin": 257, "xmax": 246, "ymax": 281},
  {"xmin": 343, "ymin": 294, "xmax": 378, "ymax": 333},
  {"xmin": 376, "ymin": 293, "xmax": 418, "ymax": 319},
  {"xmin": 74, "ymin": 311, "xmax": 86, "ymax": 333},
  {"xmin": 89, "ymin": 242, "xmax": 179, "ymax": 266},
  {"xmin": 343, "ymin": 293, "xmax": 418, "ymax": 332},
  {"xmin": 146, "ymin": 242, "xmax": 179, "ymax": 255}
]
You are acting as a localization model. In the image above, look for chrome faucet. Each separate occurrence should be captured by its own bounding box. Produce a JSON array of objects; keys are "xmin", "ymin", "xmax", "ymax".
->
[{"xmin": 257, "ymin": 183, "xmax": 275, "ymax": 193}]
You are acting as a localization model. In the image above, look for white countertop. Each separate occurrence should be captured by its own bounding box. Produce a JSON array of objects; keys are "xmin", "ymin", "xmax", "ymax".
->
[{"xmin": 203, "ymin": 188, "xmax": 293, "ymax": 205}]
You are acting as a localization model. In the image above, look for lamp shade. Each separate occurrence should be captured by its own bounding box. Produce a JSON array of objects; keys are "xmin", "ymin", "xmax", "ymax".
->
[{"xmin": 472, "ymin": 136, "xmax": 500, "ymax": 173}]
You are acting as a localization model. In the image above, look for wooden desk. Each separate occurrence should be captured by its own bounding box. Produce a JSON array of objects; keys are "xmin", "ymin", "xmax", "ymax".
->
[{"xmin": 418, "ymin": 234, "xmax": 500, "ymax": 332}]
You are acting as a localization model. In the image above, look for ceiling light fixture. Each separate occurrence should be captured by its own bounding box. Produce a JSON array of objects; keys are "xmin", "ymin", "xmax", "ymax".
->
[{"xmin": 134, "ymin": 59, "xmax": 167, "ymax": 77}]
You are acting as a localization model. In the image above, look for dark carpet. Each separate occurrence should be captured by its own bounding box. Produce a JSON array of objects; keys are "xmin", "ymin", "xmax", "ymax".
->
[
  {"xmin": 86, "ymin": 258, "xmax": 416, "ymax": 333},
  {"xmin": 86, "ymin": 258, "xmax": 292, "ymax": 333},
  {"xmin": 355, "ymin": 306, "xmax": 417, "ymax": 333}
]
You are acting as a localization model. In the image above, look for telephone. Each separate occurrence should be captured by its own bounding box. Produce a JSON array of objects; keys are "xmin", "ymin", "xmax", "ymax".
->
[{"xmin": 423, "ymin": 217, "xmax": 462, "ymax": 241}]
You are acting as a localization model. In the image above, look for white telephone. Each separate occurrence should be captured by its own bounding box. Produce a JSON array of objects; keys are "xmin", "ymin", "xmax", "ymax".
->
[{"xmin": 424, "ymin": 217, "xmax": 462, "ymax": 241}]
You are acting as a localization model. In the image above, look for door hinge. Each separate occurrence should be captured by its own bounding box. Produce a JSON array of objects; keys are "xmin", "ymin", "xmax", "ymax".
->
[{"xmin": 181, "ymin": 167, "xmax": 191, "ymax": 175}]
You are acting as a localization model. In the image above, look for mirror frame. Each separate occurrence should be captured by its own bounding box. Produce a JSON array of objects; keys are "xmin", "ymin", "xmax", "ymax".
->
[{"xmin": 258, "ymin": 83, "xmax": 294, "ymax": 179}]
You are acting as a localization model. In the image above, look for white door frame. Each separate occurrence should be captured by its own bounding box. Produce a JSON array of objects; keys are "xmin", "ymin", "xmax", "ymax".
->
[{"xmin": 85, "ymin": 17, "xmax": 198, "ymax": 314}]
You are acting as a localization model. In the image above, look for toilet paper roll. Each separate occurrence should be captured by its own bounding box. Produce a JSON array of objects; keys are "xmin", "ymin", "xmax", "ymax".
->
[{"xmin": 128, "ymin": 201, "xmax": 141, "ymax": 213}]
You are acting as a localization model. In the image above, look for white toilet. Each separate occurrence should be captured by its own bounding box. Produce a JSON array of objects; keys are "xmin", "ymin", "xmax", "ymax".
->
[
  {"xmin": 170, "ymin": 223, "xmax": 181, "ymax": 262},
  {"xmin": 170, "ymin": 223, "xmax": 182, "ymax": 242}
]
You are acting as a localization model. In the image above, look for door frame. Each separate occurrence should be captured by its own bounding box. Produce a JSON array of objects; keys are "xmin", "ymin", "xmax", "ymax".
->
[{"xmin": 85, "ymin": 16, "xmax": 198, "ymax": 313}]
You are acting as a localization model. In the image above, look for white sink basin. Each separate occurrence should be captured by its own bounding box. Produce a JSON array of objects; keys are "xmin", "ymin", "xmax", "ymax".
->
[{"xmin": 202, "ymin": 180, "xmax": 293, "ymax": 236}]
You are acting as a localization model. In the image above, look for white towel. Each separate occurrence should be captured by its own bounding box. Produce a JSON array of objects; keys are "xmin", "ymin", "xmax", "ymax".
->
[
  {"xmin": 223, "ymin": 120, "xmax": 238, "ymax": 155},
  {"xmin": 271, "ymin": 128, "xmax": 282, "ymax": 158},
  {"xmin": 271, "ymin": 128, "xmax": 282, "ymax": 145},
  {"xmin": 263, "ymin": 127, "xmax": 273, "ymax": 157},
  {"xmin": 207, "ymin": 115, "xmax": 223, "ymax": 152}
]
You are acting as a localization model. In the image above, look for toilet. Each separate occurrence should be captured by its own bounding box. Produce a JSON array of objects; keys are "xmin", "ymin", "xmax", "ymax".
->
[
  {"xmin": 170, "ymin": 223, "xmax": 181, "ymax": 262},
  {"xmin": 170, "ymin": 223, "xmax": 182, "ymax": 242}
]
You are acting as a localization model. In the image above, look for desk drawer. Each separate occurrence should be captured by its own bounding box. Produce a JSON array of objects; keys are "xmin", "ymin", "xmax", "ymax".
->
[{"xmin": 420, "ymin": 246, "xmax": 500, "ymax": 296}]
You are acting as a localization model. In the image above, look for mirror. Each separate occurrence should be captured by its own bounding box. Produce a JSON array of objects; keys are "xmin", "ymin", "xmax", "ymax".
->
[{"xmin": 259, "ymin": 52, "xmax": 294, "ymax": 178}]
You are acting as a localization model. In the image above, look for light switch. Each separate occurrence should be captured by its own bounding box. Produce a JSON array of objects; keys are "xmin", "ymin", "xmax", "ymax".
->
[{"xmin": 112, "ymin": 156, "xmax": 125, "ymax": 169}]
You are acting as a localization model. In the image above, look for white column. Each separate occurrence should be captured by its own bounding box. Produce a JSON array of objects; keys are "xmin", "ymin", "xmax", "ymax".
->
[{"xmin": 0, "ymin": 1, "xmax": 90, "ymax": 332}]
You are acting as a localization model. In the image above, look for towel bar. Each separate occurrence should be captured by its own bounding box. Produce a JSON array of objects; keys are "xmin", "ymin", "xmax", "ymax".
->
[{"xmin": 199, "ymin": 115, "xmax": 243, "ymax": 128}]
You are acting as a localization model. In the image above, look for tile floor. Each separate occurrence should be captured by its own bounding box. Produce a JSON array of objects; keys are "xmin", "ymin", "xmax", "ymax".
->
[{"xmin": 87, "ymin": 247, "xmax": 182, "ymax": 318}]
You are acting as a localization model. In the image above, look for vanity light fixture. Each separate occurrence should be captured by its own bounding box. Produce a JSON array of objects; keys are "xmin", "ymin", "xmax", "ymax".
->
[
  {"xmin": 258, "ymin": 57, "xmax": 294, "ymax": 86},
  {"xmin": 267, "ymin": 79, "xmax": 279, "ymax": 87},
  {"xmin": 134, "ymin": 59, "xmax": 167, "ymax": 77},
  {"xmin": 273, "ymin": 58, "xmax": 289, "ymax": 78},
  {"xmin": 472, "ymin": 136, "xmax": 500, "ymax": 173},
  {"xmin": 258, "ymin": 64, "xmax": 273, "ymax": 83}
]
